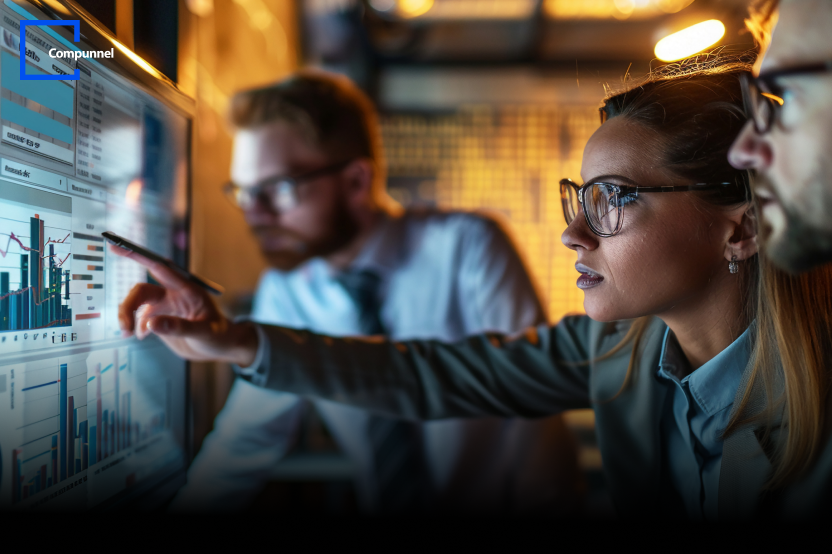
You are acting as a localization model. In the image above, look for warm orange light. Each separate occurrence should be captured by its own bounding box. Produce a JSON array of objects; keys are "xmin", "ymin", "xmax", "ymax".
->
[
  {"xmin": 654, "ymin": 19, "xmax": 725, "ymax": 62},
  {"xmin": 111, "ymin": 39, "xmax": 163, "ymax": 79},
  {"xmin": 125, "ymin": 179, "xmax": 143, "ymax": 207},
  {"xmin": 655, "ymin": 0, "xmax": 695, "ymax": 14},
  {"xmin": 398, "ymin": 0, "xmax": 434, "ymax": 17},
  {"xmin": 762, "ymin": 92, "xmax": 785, "ymax": 105}
]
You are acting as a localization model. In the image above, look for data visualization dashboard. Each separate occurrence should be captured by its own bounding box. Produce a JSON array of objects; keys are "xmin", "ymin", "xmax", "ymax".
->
[{"xmin": 0, "ymin": 0, "xmax": 192, "ymax": 511}]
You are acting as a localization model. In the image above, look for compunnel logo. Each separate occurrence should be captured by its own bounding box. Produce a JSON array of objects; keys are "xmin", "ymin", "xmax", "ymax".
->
[{"xmin": 19, "ymin": 20, "xmax": 113, "ymax": 81}]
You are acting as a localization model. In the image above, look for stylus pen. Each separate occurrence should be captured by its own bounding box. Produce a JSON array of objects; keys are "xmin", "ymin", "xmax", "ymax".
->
[{"xmin": 102, "ymin": 231, "xmax": 225, "ymax": 295}]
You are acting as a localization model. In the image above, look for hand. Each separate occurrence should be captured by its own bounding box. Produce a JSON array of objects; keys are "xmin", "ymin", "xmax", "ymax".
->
[{"xmin": 111, "ymin": 245, "xmax": 259, "ymax": 366}]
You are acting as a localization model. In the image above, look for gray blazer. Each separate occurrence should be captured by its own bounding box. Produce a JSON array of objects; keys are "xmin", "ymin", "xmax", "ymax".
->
[{"xmin": 247, "ymin": 315, "xmax": 832, "ymax": 519}]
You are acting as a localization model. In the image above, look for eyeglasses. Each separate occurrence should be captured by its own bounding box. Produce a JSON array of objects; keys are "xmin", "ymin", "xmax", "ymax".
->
[
  {"xmin": 560, "ymin": 178, "xmax": 736, "ymax": 237},
  {"xmin": 740, "ymin": 61, "xmax": 832, "ymax": 134},
  {"xmin": 223, "ymin": 159, "xmax": 355, "ymax": 212}
]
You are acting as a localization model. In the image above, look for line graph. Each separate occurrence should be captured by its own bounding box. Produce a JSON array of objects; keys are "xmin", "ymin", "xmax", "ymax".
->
[
  {"xmin": 0, "ymin": 232, "xmax": 37, "ymax": 256},
  {"xmin": 41, "ymin": 252, "xmax": 71, "ymax": 267},
  {"xmin": 1, "ymin": 232, "xmax": 71, "ymax": 259}
]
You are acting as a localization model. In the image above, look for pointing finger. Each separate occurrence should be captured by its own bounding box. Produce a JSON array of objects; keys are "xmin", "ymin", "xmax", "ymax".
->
[
  {"xmin": 118, "ymin": 283, "xmax": 167, "ymax": 334},
  {"xmin": 108, "ymin": 243, "xmax": 191, "ymax": 291}
]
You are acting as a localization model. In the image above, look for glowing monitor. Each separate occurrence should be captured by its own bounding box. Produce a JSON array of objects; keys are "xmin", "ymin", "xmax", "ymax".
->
[{"xmin": 0, "ymin": 0, "xmax": 193, "ymax": 511}]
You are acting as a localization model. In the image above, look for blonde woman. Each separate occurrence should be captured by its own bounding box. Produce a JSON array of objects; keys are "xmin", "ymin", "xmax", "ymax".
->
[{"xmin": 116, "ymin": 61, "xmax": 832, "ymax": 520}]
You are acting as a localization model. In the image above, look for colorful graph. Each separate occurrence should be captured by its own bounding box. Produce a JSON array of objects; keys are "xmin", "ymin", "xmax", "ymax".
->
[
  {"xmin": 0, "ymin": 214, "xmax": 72, "ymax": 331},
  {"xmin": 9, "ymin": 358, "xmax": 87, "ymax": 502},
  {"xmin": 2, "ymin": 347, "xmax": 174, "ymax": 506},
  {"xmin": 86, "ymin": 349, "xmax": 169, "ymax": 467}
]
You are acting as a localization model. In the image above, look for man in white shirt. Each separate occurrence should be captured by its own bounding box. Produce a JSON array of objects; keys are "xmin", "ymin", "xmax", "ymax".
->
[{"xmin": 159, "ymin": 71, "xmax": 581, "ymax": 515}]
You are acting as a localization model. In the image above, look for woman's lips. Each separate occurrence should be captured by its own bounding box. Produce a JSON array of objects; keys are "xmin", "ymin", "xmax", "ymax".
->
[{"xmin": 575, "ymin": 263, "xmax": 604, "ymax": 290}]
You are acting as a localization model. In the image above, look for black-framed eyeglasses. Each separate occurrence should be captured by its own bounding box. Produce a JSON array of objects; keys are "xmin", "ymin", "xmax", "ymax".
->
[
  {"xmin": 740, "ymin": 61, "xmax": 832, "ymax": 134},
  {"xmin": 223, "ymin": 159, "xmax": 356, "ymax": 212},
  {"xmin": 560, "ymin": 178, "xmax": 736, "ymax": 237}
]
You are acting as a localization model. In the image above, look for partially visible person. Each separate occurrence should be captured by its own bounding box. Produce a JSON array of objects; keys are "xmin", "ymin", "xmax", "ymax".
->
[
  {"xmin": 167, "ymin": 72, "xmax": 581, "ymax": 515},
  {"xmin": 116, "ymin": 59, "xmax": 832, "ymax": 520},
  {"xmin": 729, "ymin": 0, "xmax": 832, "ymax": 272}
]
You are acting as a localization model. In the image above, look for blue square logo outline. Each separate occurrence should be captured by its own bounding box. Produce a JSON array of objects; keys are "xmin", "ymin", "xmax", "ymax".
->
[{"xmin": 19, "ymin": 20, "xmax": 81, "ymax": 81}]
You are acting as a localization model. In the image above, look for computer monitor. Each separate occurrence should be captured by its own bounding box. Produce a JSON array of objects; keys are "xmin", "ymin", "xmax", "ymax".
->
[{"xmin": 0, "ymin": 0, "xmax": 193, "ymax": 510}]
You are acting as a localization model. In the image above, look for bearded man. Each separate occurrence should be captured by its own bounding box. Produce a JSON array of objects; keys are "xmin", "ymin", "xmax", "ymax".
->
[{"xmin": 169, "ymin": 71, "xmax": 581, "ymax": 516}]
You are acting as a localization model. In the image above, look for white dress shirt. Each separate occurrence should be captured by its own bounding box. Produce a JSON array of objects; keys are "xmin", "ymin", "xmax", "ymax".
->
[{"xmin": 171, "ymin": 209, "xmax": 579, "ymax": 514}]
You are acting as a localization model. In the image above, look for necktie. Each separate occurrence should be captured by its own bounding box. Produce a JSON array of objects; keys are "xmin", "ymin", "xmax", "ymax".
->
[{"xmin": 336, "ymin": 268, "xmax": 425, "ymax": 514}]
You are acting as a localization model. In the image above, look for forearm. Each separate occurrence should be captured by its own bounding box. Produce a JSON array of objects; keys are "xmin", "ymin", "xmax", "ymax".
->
[{"xmin": 244, "ymin": 323, "xmax": 593, "ymax": 420}]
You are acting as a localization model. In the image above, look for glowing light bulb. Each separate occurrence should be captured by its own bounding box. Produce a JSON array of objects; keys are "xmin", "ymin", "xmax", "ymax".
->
[
  {"xmin": 398, "ymin": 0, "xmax": 434, "ymax": 18},
  {"xmin": 654, "ymin": 19, "xmax": 725, "ymax": 62}
]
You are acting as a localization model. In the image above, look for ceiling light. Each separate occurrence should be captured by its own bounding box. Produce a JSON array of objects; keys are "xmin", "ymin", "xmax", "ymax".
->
[
  {"xmin": 398, "ymin": 0, "xmax": 434, "ymax": 18},
  {"xmin": 654, "ymin": 19, "xmax": 725, "ymax": 62}
]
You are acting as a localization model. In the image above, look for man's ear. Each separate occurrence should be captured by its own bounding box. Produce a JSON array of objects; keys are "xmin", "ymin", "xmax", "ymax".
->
[
  {"xmin": 725, "ymin": 205, "xmax": 758, "ymax": 262},
  {"xmin": 341, "ymin": 158, "xmax": 375, "ymax": 206}
]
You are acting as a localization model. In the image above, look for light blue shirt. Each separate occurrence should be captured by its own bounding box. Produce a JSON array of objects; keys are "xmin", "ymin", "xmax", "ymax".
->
[
  {"xmin": 656, "ymin": 325, "xmax": 753, "ymax": 521},
  {"xmin": 172, "ymin": 209, "xmax": 576, "ymax": 514}
]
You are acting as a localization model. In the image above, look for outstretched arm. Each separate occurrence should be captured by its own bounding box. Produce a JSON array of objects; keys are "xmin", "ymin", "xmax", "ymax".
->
[
  {"xmin": 114, "ymin": 244, "xmax": 597, "ymax": 420},
  {"xmin": 249, "ymin": 319, "xmax": 596, "ymax": 420}
]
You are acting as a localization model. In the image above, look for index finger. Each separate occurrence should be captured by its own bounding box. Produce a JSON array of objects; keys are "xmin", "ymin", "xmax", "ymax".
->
[{"xmin": 108, "ymin": 243, "xmax": 190, "ymax": 291}]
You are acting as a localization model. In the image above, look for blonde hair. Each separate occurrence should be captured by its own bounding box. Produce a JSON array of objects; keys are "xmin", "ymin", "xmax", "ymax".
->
[{"xmin": 726, "ymin": 254, "xmax": 832, "ymax": 488}]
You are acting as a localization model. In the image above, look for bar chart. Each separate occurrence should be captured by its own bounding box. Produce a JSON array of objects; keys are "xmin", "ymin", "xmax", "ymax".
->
[
  {"xmin": 70, "ymin": 231, "xmax": 105, "ymax": 323},
  {"xmin": 1, "ymin": 196, "xmax": 73, "ymax": 332},
  {"xmin": 86, "ymin": 347, "xmax": 171, "ymax": 462},
  {"xmin": 5, "ymin": 356, "xmax": 87, "ymax": 503},
  {"xmin": 0, "ymin": 345, "xmax": 178, "ymax": 508},
  {"xmin": 86, "ymin": 343, "xmax": 182, "ymax": 507}
]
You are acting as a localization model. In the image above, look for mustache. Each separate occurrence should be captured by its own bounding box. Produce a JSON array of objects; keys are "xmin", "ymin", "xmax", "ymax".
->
[{"xmin": 750, "ymin": 172, "xmax": 783, "ymax": 204}]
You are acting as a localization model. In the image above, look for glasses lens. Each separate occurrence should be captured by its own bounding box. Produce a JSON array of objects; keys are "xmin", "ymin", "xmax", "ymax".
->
[
  {"xmin": 755, "ymin": 90, "xmax": 773, "ymax": 133},
  {"xmin": 224, "ymin": 180, "xmax": 299, "ymax": 212},
  {"xmin": 224, "ymin": 183, "xmax": 252, "ymax": 210},
  {"xmin": 586, "ymin": 184, "xmax": 621, "ymax": 236},
  {"xmin": 271, "ymin": 180, "xmax": 298, "ymax": 212},
  {"xmin": 743, "ymin": 76, "xmax": 776, "ymax": 134},
  {"xmin": 560, "ymin": 180, "xmax": 579, "ymax": 225}
]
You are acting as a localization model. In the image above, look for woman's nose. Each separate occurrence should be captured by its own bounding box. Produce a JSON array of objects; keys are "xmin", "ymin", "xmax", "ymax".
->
[{"xmin": 561, "ymin": 212, "xmax": 599, "ymax": 252}]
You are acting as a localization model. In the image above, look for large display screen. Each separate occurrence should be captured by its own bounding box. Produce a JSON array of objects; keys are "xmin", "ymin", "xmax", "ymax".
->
[{"xmin": 0, "ymin": 0, "xmax": 191, "ymax": 510}]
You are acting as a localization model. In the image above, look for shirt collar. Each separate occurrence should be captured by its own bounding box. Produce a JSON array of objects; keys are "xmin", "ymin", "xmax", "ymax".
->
[
  {"xmin": 346, "ymin": 211, "xmax": 405, "ymax": 279},
  {"xmin": 658, "ymin": 324, "xmax": 754, "ymax": 417}
]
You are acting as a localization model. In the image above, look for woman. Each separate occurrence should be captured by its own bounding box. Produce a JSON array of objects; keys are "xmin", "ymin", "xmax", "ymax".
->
[{"xmin": 119, "ymin": 59, "xmax": 832, "ymax": 519}]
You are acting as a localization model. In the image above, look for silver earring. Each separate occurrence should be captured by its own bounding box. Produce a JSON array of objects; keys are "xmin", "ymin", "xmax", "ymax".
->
[{"xmin": 729, "ymin": 255, "xmax": 739, "ymax": 274}]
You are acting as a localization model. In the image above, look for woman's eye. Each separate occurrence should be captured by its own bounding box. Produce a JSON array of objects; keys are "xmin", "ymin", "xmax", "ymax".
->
[{"xmin": 616, "ymin": 192, "xmax": 638, "ymax": 207}]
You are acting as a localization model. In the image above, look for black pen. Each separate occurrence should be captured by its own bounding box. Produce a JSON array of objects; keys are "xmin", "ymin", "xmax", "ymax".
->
[{"xmin": 101, "ymin": 231, "xmax": 225, "ymax": 296}]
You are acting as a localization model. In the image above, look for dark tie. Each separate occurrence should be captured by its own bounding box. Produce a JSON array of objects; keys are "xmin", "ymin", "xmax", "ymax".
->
[{"xmin": 336, "ymin": 268, "xmax": 424, "ymax": 514}]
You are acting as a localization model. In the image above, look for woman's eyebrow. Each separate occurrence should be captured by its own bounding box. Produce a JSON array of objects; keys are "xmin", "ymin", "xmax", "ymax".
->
[{"xmin": 584, "ymin": 174, "xmax": 638, "ymax": 186}]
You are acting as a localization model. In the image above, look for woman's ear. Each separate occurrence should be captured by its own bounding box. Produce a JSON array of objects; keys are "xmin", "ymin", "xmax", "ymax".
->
[{"xmin": 725, "ymin": 205, "xmax": 758, "ymax": 262}]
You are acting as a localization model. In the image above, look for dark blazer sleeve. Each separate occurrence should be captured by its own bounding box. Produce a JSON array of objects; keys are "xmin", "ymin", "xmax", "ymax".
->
[{"xmin": 249, "ymin": 315, "xmax": 606, "ymax": 421}]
